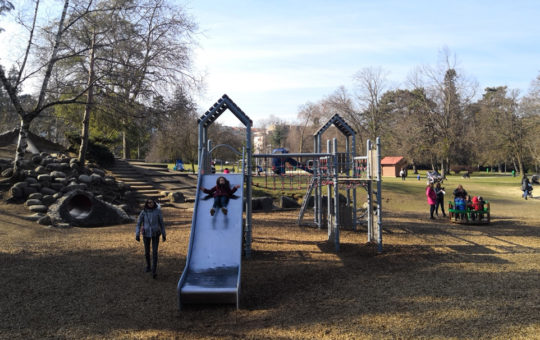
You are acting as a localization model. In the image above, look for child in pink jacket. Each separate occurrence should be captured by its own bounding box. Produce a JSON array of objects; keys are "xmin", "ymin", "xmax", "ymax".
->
[{"xmin": 426, "ymin": 182, "xmax": 437, "ymax": 220}]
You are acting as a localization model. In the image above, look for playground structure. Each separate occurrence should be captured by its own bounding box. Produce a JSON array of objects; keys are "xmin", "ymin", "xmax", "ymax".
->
[{"xmin": 177, "ymin": 95, "xmax": 382, "ymax": 310}]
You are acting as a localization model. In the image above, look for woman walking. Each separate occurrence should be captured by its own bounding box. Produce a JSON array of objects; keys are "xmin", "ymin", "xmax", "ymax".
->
[
  {"xmin": 426, "ymin": 182, "xmax": 437, "ymax": 220},
  {"xmin": 135, "ymin": 199, "xmax": 166, "ymax": 279}
]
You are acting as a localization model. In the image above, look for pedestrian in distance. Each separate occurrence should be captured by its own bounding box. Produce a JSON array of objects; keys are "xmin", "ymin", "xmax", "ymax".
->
[
  {"xmin": 426, "ymin": 182, "xmax": 437, "ymax": 220},
  {"xmin": 400, "ymin": 168, "xmax": 406, "ymax": 181},
  {"xmin": 435, "ymin": 182, "xmax": 446, "ymax": 217},
  {"xmin": 201, "ymin": 176, "xmax": 241, "ymax": 216},
  {"xmin": 135, "ymin": 199, "xmax": 166, "ymax": 279},
  {"xmin": 521, "ymin": 175, "xmax": 532, "ymax": 200}
]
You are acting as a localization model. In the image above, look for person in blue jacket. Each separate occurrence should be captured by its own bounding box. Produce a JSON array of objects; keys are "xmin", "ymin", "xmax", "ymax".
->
[{"xmin": 135, "ymin": 199, "xmax": 166, "ymax": 279}]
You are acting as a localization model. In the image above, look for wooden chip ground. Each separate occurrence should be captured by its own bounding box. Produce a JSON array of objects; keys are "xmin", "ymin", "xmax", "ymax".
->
[{"xmin": 1, "ymin": 181, "xmax": 539, "ymax": 339}]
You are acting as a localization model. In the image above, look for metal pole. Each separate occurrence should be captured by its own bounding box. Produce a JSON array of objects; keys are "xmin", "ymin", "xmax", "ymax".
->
[
  {"xmin": 376, "ymin": 137, "xmax": 383, "ymax": 253},
  {"xmin": 333, "ymin": 138, "xmax": 340, "ymax": 252},
  {"xmin": 366, "ymin": 139, "xmax": 373, "ymax": 242},
  {"xmin": 317, "ymin": 135, "xmax": 322, "ymax": 229},
  {"xmin": 352, "ymin": 134, "xmax": 357, "ymax": 231},
  {"xmin": 245, "ymin": 124, "xmax": 252, "ymax": 258},
  {"xmin": 327, "ymin": 139, "xmax": 332, "ymax": 238}
]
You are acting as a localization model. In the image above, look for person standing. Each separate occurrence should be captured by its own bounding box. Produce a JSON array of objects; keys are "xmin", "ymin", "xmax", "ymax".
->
[
  {"xmin": 135, "ymin": 199, "xmax": 166, "ymax": 279},
  {"xmin": 400, "ymin": 168, "xmax": 406, "ymax": 181},
  {"xmin": 426, "ymin": 182, "xmax": 437, "ymax": 220},
  {"xmin": 435, "ymin": 182, "xmax": 446, "ymax": 217},
  {"xmin": 521, "ymin": 175, "xmax": 531, "ymax": 200}
]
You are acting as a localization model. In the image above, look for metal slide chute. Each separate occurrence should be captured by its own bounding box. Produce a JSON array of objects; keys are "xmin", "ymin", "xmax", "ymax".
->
[{"xmin": 177, "ymin": 173, "xmax": 244, "ymax": 309}]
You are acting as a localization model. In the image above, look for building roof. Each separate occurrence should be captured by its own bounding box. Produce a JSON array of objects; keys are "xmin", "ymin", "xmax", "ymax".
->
[{"xmin": 381, "ymin": 156, "xmax": 405, "ymax": 165}]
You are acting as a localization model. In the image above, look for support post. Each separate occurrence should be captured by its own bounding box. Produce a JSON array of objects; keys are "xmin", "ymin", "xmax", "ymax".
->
[
  {"xmin": 332, "ymin": 138, "xmax": 340, "ymax": 252},
  {"xmin": 245, "ymin": 124, "xmax": 252, "ymax": 258},
  {"xmin": 366, "ymin": 139, "xmax": 373, "ymax": 242},
  {"xmin": 376, "ymin": 137, "xmax": 383, "ymax": 252}
]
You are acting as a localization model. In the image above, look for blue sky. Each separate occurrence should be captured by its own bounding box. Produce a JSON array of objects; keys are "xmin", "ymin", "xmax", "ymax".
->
[
  {"xmin": 1, "ymin": 1, "xmax": 539, "ymax": 127},
  {"xmin": 186, "ymin": 0, "xmax": 540, "ymax": 126}
]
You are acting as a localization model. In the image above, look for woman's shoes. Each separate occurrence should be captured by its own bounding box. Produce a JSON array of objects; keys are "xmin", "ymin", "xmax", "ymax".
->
[
  {"xmin": 221, "ymin": 208, "xmax": 227, "ymax": 215},
  {"xmin": 210, "ymin": 208, "xmax": 215, "ymax": 216}
]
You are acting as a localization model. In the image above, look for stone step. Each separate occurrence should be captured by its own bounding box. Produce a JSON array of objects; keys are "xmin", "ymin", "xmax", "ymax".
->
[
  {"xmin": 130, "ymin": 185, "xmax": 155, "ymax": 190},
  {"xmin": 128, "ymin": 162, "xmax": 169, "ymax": 169}
]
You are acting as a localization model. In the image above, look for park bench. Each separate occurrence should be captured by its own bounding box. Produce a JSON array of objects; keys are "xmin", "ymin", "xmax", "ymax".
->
[{"xmin": 448, "ymin": 200, "xmax": 490, "ymax": 224}]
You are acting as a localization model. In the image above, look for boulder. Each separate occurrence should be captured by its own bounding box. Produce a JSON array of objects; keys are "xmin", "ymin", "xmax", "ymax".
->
[
  {"xmin": 47, "ymin": 163, "xmax": 70, "ymax": 171},
  {"xmin": 23, "ymin": 186, "xmax": 38, "ymax": 196},
  {"xmin": 9, "ymin": 186, "xmax": 25, "ymax": 199},
  {"xmin": 29, "ymin": 205, "xmax": 48, "ymax": 213},
  {"xmin": 22, "ymin": 170, "xmax": 37, "ymax": 177},
  {"xmin": 25, "ymin": 177, "xmax": 38, "ymax": 184},
  {"xmin": 54, "ymin": 177, "xmax": 68, "ymax": 184},
  {"xmin": 28, "ymin": 193, "xmax": 43, "ymax": 200},
  {"xmin": 89, "ymin": 173, "xmax": 102, "ymax": 183},
  {"xmin": 50, "ymin": 171, "xmax": 67, "ymax": 178},
  {"xmin": 41, "ymin": 187, "xmax": 57, "ymax": 196},
  {"xmin": 38, "ymin": 215, "xmax": 52, "ymax": 225},
  {"xmin": 252, "ymin": 197, "xmax": 274, "ymax": 212},
  {"xmin": 47, "ymin": 190, "xmax": 133, "ymax": 227},
  {"xmin": 37, "ymin": 174, "xmax": 52, "ymax": 182},
  {"xmin": 35, "ymin": 166, "xmax": 48, "ymax": 174},
  {"xmin": 50, "ymin": 183, "xmax": 64, "ymax": 191},
  {"xmin": 42, "ymin": 195, "xmax": 56, "ymax": 206},
  {"xmin": 21, "ymin": 213, "xmax": 45, "ymax": 221},
  {"xmin": 167, "ymin": 191, "xmax": 185, "ymax": 203},
  {"xmin": 13, "ymin": 181, "xmax": 28, "ymax": 189},
  {"xmin": 280, "ymin": 196, "xmax": 300, "ymax": 209},
  {"xmin": 91, "ymin": 168, "xmax": 105, "ymax": 177},
  {"xmin": 1, "ymin": 168, "xmax": 13, "ymax": 177},
  {"xmin": 78, "ymin": 174, "xmax": 91, "ymax": 183},
  {"xmin": 32, "ymin": 155, "xmax": 42, "ymax": 164},
  {"xmin": 25, "ymin": 199, "xmax": 43, "ymax": 206}
]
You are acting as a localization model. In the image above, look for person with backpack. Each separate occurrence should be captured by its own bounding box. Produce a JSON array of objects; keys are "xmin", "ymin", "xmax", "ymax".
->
[{"xmin": 135, "ymin": 199, "xmax": 166, "ymax": 279}]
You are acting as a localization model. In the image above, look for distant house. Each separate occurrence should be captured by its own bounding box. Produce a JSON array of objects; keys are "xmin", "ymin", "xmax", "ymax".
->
[{"xmin": 381, "ymin": 156, "xmax": 407, "ymax": 177}]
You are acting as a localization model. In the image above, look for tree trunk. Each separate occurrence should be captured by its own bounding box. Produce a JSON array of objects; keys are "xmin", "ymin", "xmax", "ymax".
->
[
  {"xmin": 122, "ymin": 130, "xmax": 128, "ymax": 159},
  {"xmin": 13, "ymin": 119, "xmax": 30, "ymax": 175},
  {"xmin": 78, "ymin": 31, "xmax": 96, "ymax": 165}
]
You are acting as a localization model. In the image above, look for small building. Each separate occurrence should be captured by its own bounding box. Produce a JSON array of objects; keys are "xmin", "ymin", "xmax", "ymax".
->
[{"xmin": 381, "ymin": 156, "xmax": 407, "ymax": 177}]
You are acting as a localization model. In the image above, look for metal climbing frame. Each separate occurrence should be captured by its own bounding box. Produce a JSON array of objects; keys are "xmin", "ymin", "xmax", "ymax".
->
[{"xmin": 197, "ymin": 94, "xmax": 253, "ymax": 257}]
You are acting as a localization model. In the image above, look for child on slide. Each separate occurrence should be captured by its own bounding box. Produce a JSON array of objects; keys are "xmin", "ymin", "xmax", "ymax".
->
[{"xmin": 201, "ymin": 176, "xmax": 241, "ymax": 216}]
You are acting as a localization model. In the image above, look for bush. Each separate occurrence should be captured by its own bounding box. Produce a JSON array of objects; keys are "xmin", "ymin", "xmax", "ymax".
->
[
  {"xmin": 66, "ymin": 133, "xmax": 115, "ymax": 168},
  {"xmin": 451, "ymin": 165, "xmax": 474, "ymax": 175}
]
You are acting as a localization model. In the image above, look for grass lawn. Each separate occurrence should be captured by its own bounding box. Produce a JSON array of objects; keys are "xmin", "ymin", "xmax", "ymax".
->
[{"xmin": 1, "ymin": 173, "xmax": 539, "ymax": 339}]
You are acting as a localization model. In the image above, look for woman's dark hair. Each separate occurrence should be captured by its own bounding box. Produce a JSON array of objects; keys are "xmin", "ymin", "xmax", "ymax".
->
[
  {"xmin": 144, "ymin": 199, "xmax": 157, "ymax": 210},
  {"xmin": 216, "ymin": 176, "xmax": 230, "ymax": 187}
]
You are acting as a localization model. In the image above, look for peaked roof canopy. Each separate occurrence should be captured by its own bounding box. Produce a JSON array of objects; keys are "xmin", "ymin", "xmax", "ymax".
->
[
  {"xmin": 314, "ymin": 114, "xmax": 355, "ymax": 138},
  {"xmin": 198, "ymin": 94, "xmax": 252, "ymax": 128}
]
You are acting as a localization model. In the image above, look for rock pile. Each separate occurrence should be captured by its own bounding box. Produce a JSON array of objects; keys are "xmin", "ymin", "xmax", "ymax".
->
[{"xmin": 1, "ymin": 153, "xmax": 135, "ymax": 227}]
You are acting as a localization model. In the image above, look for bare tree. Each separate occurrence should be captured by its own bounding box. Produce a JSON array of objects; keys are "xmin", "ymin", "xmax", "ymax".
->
[
  {"xmin": 0, "ymin": 0, "xmax": 96, "ymax": 179},
  {"xmin": 353, "ymin": 66, "xmax": 390, "ymax": 141}
]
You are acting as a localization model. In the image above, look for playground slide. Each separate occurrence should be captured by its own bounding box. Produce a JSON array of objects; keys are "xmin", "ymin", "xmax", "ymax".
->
[{"xmin": 177, "ymin": 173, "xmax": 244, "ymax": 309}]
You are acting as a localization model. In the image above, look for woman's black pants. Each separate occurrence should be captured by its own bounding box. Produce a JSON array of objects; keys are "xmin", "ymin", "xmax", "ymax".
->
[{"xmin": 143, "ymin": 235, "xmax": 160, "ymax": 273}]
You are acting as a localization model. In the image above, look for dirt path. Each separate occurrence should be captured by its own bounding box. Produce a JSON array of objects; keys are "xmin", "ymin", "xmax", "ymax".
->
[{"xmin": 1, "ymin": 201, "xmax": 539, "ymax": 339}]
